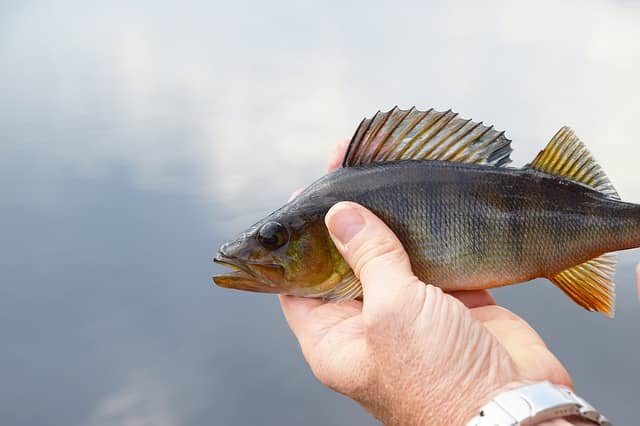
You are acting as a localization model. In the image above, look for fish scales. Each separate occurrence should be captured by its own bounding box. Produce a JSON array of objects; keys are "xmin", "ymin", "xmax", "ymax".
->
[{"xmin": 301, "ymin": 160, "xmax": 637, "ymax": 291}]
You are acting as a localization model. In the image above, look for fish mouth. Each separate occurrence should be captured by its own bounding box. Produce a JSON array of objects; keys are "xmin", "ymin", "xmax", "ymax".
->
[
  {"xmin": 213, "ymin": 252, "xmax": 250, "ymax": 273},
  {"xmin": 212, "ymin": 253, "xmax": 283, "ymax": 293}
]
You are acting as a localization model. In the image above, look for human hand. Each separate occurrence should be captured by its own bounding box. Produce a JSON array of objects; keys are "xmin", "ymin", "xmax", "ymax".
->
[{"xmin": 279, "ymin": 141, "xmax": 572, "ymax": 425}]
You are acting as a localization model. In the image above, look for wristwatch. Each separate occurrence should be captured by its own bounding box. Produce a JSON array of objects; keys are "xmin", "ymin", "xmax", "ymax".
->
[{"xmin": 466, "ymin": 381, "xmax": 611, "ymax": 426}]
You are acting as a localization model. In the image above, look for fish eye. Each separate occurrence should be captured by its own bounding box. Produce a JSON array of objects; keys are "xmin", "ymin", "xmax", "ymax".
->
[{"xmin": 257, "ymin": 221, "xmax": 289, "ymax": 250}]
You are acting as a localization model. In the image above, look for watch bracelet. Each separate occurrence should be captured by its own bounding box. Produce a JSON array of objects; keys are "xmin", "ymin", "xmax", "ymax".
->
[{"xmin": 465, "ymin": 381, "xmax": 611, "ymax": 426}]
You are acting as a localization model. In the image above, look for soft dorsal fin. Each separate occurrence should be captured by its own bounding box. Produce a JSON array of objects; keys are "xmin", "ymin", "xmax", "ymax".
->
[
  {"xmin": 549, "ymin": 253, "xmax": 616, "ymax": 317},
  {"xmin": 529, "ymin": 126, "xmax": 619, "ymax": 199},
  {"xmin": 342, "ymin": 106, "xmax": 513, "ymax": 168}
]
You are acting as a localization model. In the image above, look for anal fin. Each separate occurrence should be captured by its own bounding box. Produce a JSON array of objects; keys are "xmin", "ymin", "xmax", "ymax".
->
[
  {"xmin": 549, "ymin": 253, "xmax": 616, "ymax": 317},
  {"xmin": 322, "ymin": 272, "xmax": 363, "ymax": 302}
]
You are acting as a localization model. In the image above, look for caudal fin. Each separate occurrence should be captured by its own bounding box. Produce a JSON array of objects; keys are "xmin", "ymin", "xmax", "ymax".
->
[{"xmin": 531, "ymin": 127, "xmax": 618, "ymax": 316}]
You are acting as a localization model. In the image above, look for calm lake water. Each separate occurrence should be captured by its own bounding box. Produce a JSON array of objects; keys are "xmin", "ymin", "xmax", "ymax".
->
[{"xmin": 2, "ymin": 1, "xmax": 640, "ymax": 425}]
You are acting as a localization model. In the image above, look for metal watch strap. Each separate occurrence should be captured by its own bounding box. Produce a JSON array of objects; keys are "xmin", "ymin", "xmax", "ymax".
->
[{"xmin": 466, "ymin": 381, "xmax": 611, "ymax": 426}]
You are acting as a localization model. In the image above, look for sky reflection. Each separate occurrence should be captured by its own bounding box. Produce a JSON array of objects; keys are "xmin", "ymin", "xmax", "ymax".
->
[{"xmin": 2, "ymin": 1, "xmax": 640, "ymax": 425}]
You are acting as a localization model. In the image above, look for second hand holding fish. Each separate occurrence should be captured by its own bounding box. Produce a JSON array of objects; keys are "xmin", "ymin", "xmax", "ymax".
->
[{"xmin": 279, "ymin": 142, "xmax": 573, "ymax": 426}]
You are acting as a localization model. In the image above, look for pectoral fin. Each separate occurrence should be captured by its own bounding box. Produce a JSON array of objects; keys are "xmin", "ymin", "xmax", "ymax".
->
[
  {"xmin": 322, "ymin": 271, "xmax": 363, "ymax": 302},
  {"xmin": 550, "ymin": 253, "xmax": 616, "ymax": 317}
]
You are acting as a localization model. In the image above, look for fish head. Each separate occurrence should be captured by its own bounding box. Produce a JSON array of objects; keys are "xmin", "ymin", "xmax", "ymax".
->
[{"xmin": 213, "ymin": 206, "xmax": 349, "ymax": 297}]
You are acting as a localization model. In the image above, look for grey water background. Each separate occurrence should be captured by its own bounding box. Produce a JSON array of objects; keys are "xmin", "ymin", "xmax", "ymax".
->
[{"xmin": 2, "ymin": 1, "xmax": 640, "ymax": 425}]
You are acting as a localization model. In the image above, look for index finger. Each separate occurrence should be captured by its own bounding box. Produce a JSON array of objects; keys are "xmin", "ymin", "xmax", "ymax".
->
[{"xmin": 327, "ymin": 139, "xmax": 350, "ymax": 172}]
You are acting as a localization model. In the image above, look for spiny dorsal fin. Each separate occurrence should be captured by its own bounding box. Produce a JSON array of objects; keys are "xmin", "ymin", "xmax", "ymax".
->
[
  {"xmin": 549, "ymin": 253, "xmax": 616, "ymax": 317},
  {"xmin": 529, "ymin": 126, "xmax": 619, "ymax": 199},
  {"xmin": 322, "ymin": 272, "xmax": 362, "ymax": 302},
  {"xmin": 342, "ymin": 106, "xmax": 513, "ymax": 168}
]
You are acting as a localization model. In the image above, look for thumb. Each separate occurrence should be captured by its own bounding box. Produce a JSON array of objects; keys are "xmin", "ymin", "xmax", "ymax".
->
[{"xmin": 325, "ymin": 202, "xmax": 418, "ymax": 310}]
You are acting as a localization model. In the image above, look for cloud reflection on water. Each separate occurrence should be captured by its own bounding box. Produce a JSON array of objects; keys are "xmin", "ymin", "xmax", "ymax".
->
[{"xmin": 2, "ymin": 1, "xmax": 640, "ymax": 425}]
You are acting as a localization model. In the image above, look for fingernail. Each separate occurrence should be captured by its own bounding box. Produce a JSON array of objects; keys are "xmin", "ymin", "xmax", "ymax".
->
[{"xmin": 327, "ymin": 204, "xmax": 365, "ymax": 245}]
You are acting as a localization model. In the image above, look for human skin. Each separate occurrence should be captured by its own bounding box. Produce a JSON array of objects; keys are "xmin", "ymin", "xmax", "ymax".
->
[{"xmin": 279, "ymin": 140, "xmax": 593, "ymax": 425}]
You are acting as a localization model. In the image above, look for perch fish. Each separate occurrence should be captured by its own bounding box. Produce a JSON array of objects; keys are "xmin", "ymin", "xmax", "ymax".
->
[{"xmin": 213, "ymin": 107, "xmax": 640, "ymax": 317}]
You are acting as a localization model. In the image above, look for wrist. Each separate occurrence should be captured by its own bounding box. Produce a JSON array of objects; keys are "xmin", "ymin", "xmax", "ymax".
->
[
  {"xmin": 457, "ymin": 380, "xmax": 530, "ymax": 425},
  {"xmin": 414, "ymin": 378, "xmax": 526, "ymax": 426}
]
